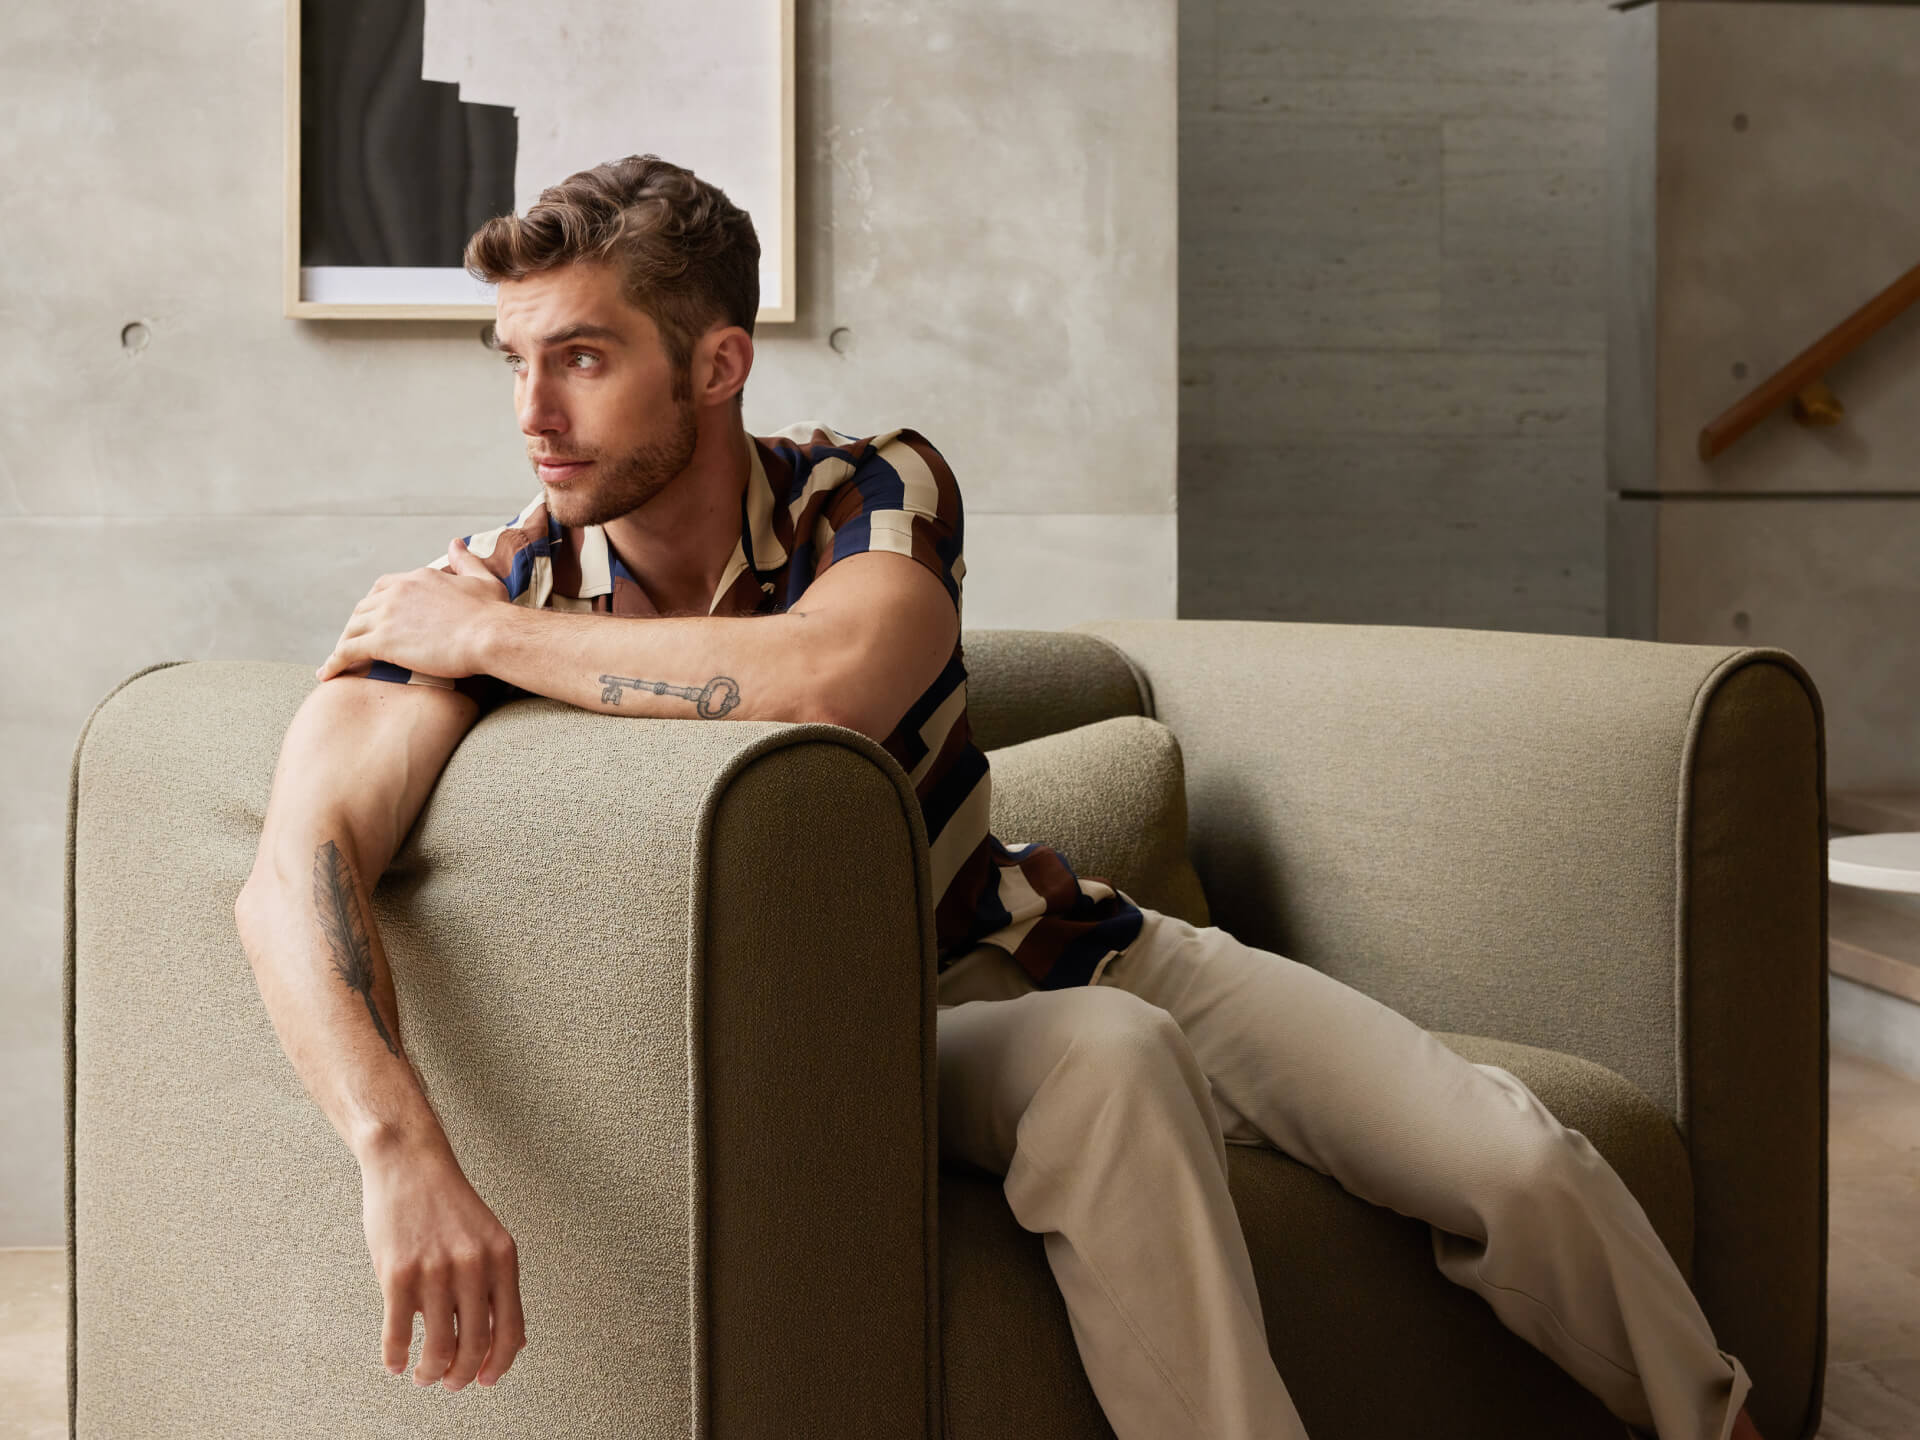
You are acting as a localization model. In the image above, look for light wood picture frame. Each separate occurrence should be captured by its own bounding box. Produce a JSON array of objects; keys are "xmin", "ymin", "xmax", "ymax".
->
[{"xmin": 282, "ymin": 0, "xmax": 796, "ymax": 323}]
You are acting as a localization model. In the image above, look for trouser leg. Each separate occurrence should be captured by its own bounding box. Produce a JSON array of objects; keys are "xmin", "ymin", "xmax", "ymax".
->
[
  {"xmin": 1094, "ymin": 904, "xmax": 1753, "ymax": 1440},
  {"xmin": 937, "ymin": 949, "xmax": 1309, "ymax": 1440}
]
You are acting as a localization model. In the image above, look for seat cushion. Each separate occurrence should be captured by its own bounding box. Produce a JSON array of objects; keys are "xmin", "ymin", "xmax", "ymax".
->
[
  {"xmin": 985, "ymin": 714, "xmax": 1211, "ymax": 929},
  {"xmin": 939, "ymin": 1033, "xmax": 1691, "ymax": 1440}
]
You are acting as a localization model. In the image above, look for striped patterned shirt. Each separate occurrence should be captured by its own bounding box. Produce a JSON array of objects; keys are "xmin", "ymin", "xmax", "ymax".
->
[{"xmin": 359, "ymin": 421, "xmax": 1145, "ymax": 988}]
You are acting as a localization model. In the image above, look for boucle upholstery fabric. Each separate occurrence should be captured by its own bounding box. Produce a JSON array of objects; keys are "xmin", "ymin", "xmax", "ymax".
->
[
  {"xmin": 65, "ymin": 619, "xmax": 1828, "ymax": 1440},
  {"xmin": 67, "ymin": 662, "xmax": 938, "ymax": 1438},
  {"xmin": 958, "ymin": 629, "xmax": 1147, "ymax": 752},
  {"xmin": 985, "ymin": 714, "xmax": 1211, "ymax": 930},
  {"xmin": 1074, "ymin": 618, "xmax": 1827, "ymax": 1440}
]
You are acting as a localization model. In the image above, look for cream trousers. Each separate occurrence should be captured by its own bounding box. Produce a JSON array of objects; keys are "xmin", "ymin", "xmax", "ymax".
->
[{"xmin": 934, "ymin": 902, "xmax": 1752, "ymax": 1440}]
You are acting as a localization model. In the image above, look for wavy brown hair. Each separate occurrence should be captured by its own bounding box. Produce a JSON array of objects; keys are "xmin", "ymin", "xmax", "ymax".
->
[{"xmin": 465, "ymin": 154, "xmax": 760, "ymax": 402}]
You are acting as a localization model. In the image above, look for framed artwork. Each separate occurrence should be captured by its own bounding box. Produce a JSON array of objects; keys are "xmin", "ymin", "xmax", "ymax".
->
[{"xmin": 282, "ymin": 0, "xmax": 796, "ymax": 322}]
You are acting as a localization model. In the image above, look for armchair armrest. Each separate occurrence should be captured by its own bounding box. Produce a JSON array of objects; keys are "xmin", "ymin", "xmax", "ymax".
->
[
  {"xmin": 65, "ymin": 660, "xmax": 940, "ymax": 1438},
  {"xmin": 1074, "ymin": 618, "xmax": 1828, "ymax": 1440}
]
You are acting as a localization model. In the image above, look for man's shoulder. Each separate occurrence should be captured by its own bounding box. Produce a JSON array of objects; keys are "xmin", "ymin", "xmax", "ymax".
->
[
  {"xmin": 755, "ymin": 421, "xmax": 944, "ymax": 463},
  {"xmin": 753, "ymin": 423, "xmax": 954, "ymax": 499},
  {"xmin": 755, "ymin": 419, "xmax": 861, "ymax": 457}
]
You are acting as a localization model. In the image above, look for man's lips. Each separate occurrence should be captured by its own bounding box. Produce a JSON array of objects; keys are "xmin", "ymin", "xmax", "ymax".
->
[{"xmin": 534, "ymin": 458, "xmax": 593, "ymax": 481}]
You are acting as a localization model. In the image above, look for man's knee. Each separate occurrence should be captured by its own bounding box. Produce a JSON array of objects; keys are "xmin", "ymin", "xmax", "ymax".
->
[
  {"xmin": 1468, "ymin": 1073, "xmax": 1606, "ymax": 1231},
  {"xmin": 1047, "ymin": 987, "xmax": 1200, "ymax": 1094}
]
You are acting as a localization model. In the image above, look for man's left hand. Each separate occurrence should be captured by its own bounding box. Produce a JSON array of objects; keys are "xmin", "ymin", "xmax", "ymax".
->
[{"xmin": 317, "ymin": 539, "xmax": 511, "ymax": 682}]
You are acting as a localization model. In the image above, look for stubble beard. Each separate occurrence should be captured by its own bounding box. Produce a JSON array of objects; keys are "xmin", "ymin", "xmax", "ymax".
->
[{"xmin": 540, "ymin": 396, "xmax": 700, "ymax": 528}]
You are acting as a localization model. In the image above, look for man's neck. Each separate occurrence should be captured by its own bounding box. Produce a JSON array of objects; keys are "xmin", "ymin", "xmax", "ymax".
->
[{"xmin": 601, "ymin": 412, "xmax": 753, "ymax": 617}]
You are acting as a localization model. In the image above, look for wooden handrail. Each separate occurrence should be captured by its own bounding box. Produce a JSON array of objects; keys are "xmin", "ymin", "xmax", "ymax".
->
[{"xmin": 1698, "ymin": 258, "xmax": 1920, "ymax": 461}]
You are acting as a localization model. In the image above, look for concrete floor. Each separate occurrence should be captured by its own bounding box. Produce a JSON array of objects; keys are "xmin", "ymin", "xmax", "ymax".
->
[
  {"xmin": 0, "ymin": 1245, "xmax": 60, "ymax": 1440},
  {"xmin": 3, "ymin": 1050, "xmax": 1916, "ymax": 1439},
  {"xmin": 1819, "ymin": 1050, "xmax": 1920, "ymax": 1437}
]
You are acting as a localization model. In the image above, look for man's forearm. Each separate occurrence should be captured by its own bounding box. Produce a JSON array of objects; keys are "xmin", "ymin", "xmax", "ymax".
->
[
  {"xmin": 475, "ymin": 604, "xmax": 854, "ymax": 727},
  {"xmin": 235, "ymin": 678, "xmax": 527, "ymax": 1392},
  {"xmin": 237, "ymin": 830, "xmax": 448, "ymax": 1165},
  {"xmin": 234, "ymin": 678, "xmax": 478, "ymax": 1169}
]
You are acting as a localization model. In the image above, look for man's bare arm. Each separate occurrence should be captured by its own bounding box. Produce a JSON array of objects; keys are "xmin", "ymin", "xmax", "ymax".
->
[
  {"xmin": 232, "ymin": 676, "xmax": 527, "ymax": 1393},
  {"xmin": 235, "ymin": 677, "xmax": 470, "ymax": 1146},
  {"xmin": 314, "ymin": 546, "xmax": 960, "ymax": 741}
]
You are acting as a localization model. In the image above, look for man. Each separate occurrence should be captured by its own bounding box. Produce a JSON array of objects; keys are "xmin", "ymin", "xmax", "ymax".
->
[{"xmin": 234, "ymin": 154, "xmax": 1768, "ymax": 1440}]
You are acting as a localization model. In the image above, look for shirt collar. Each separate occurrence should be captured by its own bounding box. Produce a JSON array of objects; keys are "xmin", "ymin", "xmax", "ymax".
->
[
  {"xmin": 700, "ymin": 433, "xmax": 790, "ymax": 614},
  {"xmin": 741, "ymin": 434, "xmax": 789, "ymax": 574},
  {"xmin": 562, "ymin": 428, "xmax": 789, "ymax": 612},
  {"xmin": 575, "ymin": 520, "xmax": 614, "ymax": 599}
]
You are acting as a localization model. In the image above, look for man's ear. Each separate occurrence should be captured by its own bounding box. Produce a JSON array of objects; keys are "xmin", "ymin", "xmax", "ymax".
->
[{"xmin": 693, "ymin": 325, "xmax": 754, "ymax": 408}]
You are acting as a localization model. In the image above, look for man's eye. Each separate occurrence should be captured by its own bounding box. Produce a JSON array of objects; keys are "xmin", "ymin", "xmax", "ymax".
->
[{"xmin": 501, "ymin": 352, "xmax": 593, "ymax": 372}]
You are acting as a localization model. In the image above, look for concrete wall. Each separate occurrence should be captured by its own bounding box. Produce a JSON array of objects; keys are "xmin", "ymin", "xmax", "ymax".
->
[
  {"xmin": 0, "ymin": 0, "xmax": 1174, "ymax": 1243},
  {"xmin": 1607, "ymin": 0, "xmax": 1920, "ymax": 793},
  {"xmin": 1178, "ymin": 0, "xmax": 1610, "ymax": 633}
]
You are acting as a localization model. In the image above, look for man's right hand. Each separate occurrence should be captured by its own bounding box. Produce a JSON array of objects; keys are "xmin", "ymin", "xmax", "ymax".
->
[{"xmin": 359, "ymin": 1134, "xmax": 528, "ymax": 1390}]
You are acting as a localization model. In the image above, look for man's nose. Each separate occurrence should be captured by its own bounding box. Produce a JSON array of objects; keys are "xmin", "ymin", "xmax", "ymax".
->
[{"xmin": 519, "ymin": 376, "xmax": 568, "ymax": 436}]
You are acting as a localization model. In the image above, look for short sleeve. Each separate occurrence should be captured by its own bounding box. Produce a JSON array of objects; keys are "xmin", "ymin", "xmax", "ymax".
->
[{"xmin": 811, "ymin": 430, "xmax": 965, "ymax": 614}]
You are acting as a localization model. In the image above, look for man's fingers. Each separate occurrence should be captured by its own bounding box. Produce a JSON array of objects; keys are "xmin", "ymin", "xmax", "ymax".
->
[
  {"xmin": 315, "ymin": 601, "xmax": 379, "ymax": 679},
  {"xmin": 476, "ymin": 1245, "xmax": 527, "ymax": 1386},
  {"xmin": 414, "ymin": 1282, "xmax": 457, "ymax": 1387},
  {"xmin": 326, "ymin": 620, "xmax": 365, "ymax": 668},
  {"xmin": 447, "ymin": 540, "xmax": 509, "ymax": 593},
  {"xmin": 443, "ymin": 1268, "xmax": 493, "ymax": 1392},
  {"xmin": 381, "ymin": 1277, "xmax": 418, "ymax": 1376},
  {"xmin": 318, "ymin": 634, "xmax": 371, "ymax": 682}
]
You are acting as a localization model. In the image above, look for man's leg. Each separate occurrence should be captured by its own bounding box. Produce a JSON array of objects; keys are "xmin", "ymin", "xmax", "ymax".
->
[
  {"xmin": 936, "ymin": 946, "xmax": 1309, "ymax": 1440},
  {"xmin": 1092, "ymin": 905, "xmax": 1754, "ymax": 1440}
]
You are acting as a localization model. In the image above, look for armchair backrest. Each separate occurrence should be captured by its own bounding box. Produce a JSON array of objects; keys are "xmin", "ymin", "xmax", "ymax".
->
[
  {"xmin": 1063, "ymin": 617, "xmax": 1829, "ymax": 1440},
  {"xmin": 958, "ymin": 629, "xmax": 1148, "ymax": 751}
]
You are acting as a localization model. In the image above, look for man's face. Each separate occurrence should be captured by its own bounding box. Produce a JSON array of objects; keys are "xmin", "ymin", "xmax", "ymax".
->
[{"xmin": 491, "ymin": 261, "xmax": 697, "ymax": 528}]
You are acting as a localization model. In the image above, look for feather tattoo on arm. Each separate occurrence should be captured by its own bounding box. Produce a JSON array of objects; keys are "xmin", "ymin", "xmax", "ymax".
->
[{"xmin": 312, "ymin": 840, "xmax": 401, "ymax": 1059}]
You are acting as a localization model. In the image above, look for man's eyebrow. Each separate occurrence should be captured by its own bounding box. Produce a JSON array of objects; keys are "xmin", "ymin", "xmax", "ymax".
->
[{"xmin": 488, "ymin": 323, "xmax": 627, "ymax": 353}]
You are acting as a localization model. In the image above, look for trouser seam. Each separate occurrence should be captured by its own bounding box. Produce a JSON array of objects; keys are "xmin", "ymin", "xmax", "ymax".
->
[{"xmin": 1458, "ymin": 1259, "xmax": 1644, "ymax": 1384}]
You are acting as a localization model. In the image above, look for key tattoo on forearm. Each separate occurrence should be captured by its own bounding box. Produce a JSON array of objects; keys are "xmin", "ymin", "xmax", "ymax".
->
[
  {"xmin": 312, "ymin": 839, "xmax": 401, "ymax": 1058},
  {"xmin": 597, "ymin": 673, "xmax": 742, "ymax": 718}
]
